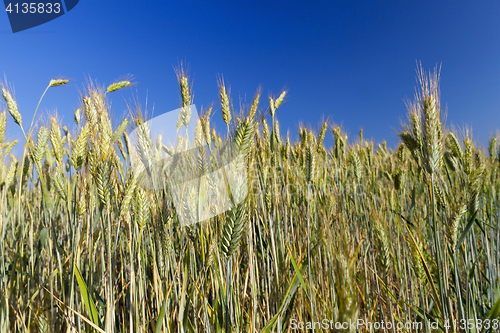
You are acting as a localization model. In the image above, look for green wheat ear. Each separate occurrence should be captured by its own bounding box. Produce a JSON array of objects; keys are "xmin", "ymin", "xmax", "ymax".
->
[
  {"xmin": 220, "ymin": 119, "xmax": 255, "ymax": 258},
  {"xmin": 349, "ymin": 151, "xmax": 362, "ymax": 182},
  {"xmin": 0, "ymin": 111, "xmax": 6, "ymax": 144},
  {"xmin": 318, "ymin": 121, "xmax": 328, "ymax": 147},
  {"xmin": 112, "ymin": 118, "xmax": 129, "ymax": 143},
  {"xmin": 221, "ymin": 199, "xmax": 247, "ymax": 258},
  {"xmin": 248, "ymin": 88, "xmax": 261, "ymax": 120},
  {"xmin": 49, "ymin": 79, "xmax": 69, "ymax": 87},
  {"xmin": 306, "ymin": 146, "xmax": 316, "ymax": 183},
  {"xmin": 3, "ymin": 155, "xmax": 18, "ymax": 189},
  {"xmin": 50, "ymin": 118, "xmax": 64, "ymax": 166},
  {"xmin": 106, "ymin": 80, "xmax": 131, "ymax": 93},
  {"xmin": 374, "ymin": 217, "xmax": 390, "ymax": 274},
  {"xmin": 52, "ymin": 166, "xmax": 67, "ymax": 201},
  {"xmin": 70, "ymin": 124, "xmax": 90, "ymax": 170},
  {"xmin": 274, "ymin": 90, "xmax": 287, "ymax": 110},
  {"xmin": 447, "ymin": 203, "xmax": 467, "ymax": 249},
  {"xmin": 446, "ymin": 132, "xmax": 464, "ymax": 161},
  {"xmin": 135, "ymin": 188, "xmax": 150, "ymax": 230},
  {"xmin": 74, "ymin": 108, "xmax": 81, "ymax": 125},
  {"xmin": 489, "ymin": 137, "xmax": 497, "ymax": 162},
  {"xmin": 120, "ymin": 169, "xmax": 138, "ymax": 219},
  {"xmin": 1, "ymin": 86, "xmax": 22, "ymax": 127},
  {"xmin": 32, "ymin": 126, "xmax": 49, "ymax": 169},
  {"xmin": 218, "ymin": 76, "xmax": 231, "ymax": 127}
]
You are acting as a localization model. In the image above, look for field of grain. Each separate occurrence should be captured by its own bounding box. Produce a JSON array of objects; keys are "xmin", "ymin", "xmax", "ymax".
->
[{"xmin": 0, "ymin": 65, "xmax": 499, "ymax": 332}]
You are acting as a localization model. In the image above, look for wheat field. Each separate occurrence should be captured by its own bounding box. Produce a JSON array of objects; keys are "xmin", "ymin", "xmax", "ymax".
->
[{"xmin": 0, "ymin": 64, "xmax": 499, "ymax": 332}]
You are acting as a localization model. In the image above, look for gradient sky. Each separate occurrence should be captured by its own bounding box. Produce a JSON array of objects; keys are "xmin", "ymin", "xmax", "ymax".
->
[{"xmin": 1, "ymin": 0, "xmax": 499, "ymax": 151}]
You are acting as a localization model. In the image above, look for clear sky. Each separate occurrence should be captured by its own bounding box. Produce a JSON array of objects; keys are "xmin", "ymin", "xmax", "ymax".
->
[{"xmin": 1, "ymin": 0, "xmax": 499, "ymax": 150}]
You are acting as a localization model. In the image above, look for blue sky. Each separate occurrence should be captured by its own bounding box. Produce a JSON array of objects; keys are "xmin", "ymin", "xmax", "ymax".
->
[{"xmin": 1, "ymin": 0, "xmax": 499, "ymax": 150}]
